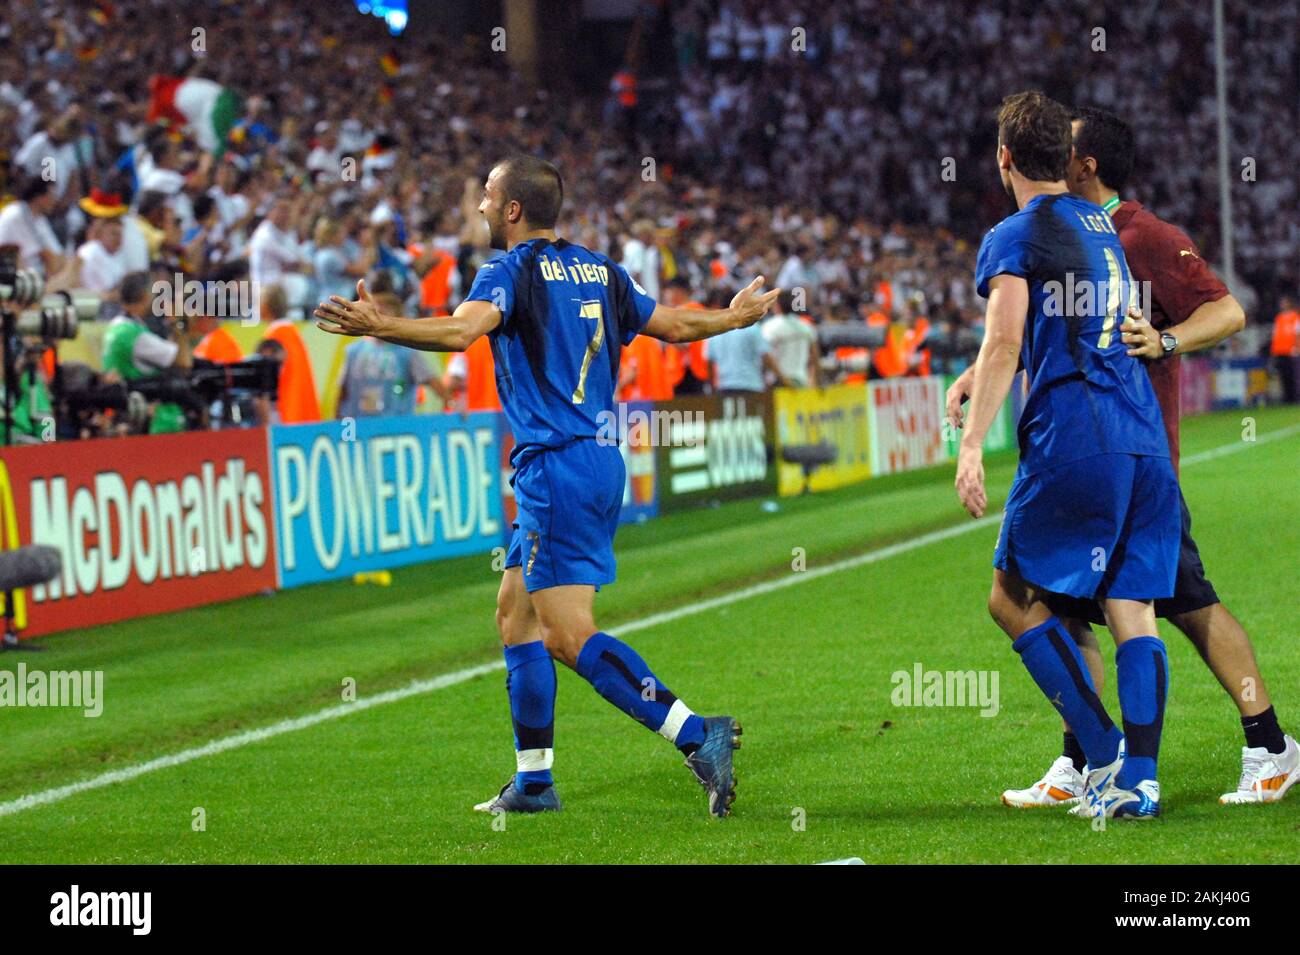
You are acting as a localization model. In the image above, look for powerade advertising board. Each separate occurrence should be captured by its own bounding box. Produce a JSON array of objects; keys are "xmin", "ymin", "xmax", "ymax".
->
[{"xmin": 269, "ymin": 413, "xmax": 503, "ymax": 587}]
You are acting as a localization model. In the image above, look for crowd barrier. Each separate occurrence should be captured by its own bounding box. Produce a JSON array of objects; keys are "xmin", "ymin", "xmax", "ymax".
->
[{"xmin": 0, "ymin": 361, "xmax": 1270, "ymax": 638}]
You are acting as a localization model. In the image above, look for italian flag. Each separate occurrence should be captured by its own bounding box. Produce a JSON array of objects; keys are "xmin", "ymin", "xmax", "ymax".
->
[{"xmin": 147, "ymin": 76, "xmax": 240, "ymax": 155}]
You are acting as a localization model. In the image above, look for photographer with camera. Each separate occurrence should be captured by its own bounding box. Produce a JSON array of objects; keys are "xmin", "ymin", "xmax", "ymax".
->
[
  {"xmin": 101, "ymin": 271, "xmax": 196, "ymax": 434},
  {"xmin": 0, "ymin": 338, "xmax": 56, "ymax": 444}
]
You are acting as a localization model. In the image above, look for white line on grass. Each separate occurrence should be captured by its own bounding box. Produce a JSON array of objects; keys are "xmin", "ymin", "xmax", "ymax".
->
[{"xmin": 2, "ymin": 422, "xmax": 1296, "ymax": 819}]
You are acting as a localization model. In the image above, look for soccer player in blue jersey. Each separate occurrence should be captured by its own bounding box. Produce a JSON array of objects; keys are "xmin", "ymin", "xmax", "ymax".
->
[
  {"xmin": 953, "ymin": 92, "xmax": 1182, "ymax": 820},
  {"xmin": 315, "ymin": 155, "xmax": 778, "ymax": 818}
]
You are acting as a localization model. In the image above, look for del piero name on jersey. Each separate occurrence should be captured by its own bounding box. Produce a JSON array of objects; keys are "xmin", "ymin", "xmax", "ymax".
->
[{"xmin": 537, "ymin": 255, "xmax": 610, "ymax": 287}]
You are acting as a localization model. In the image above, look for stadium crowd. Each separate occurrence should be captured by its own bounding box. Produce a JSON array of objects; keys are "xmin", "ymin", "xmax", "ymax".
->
[{"xmin": 0, "ymin": 0, "xmax": 1294, "ymax": 436}]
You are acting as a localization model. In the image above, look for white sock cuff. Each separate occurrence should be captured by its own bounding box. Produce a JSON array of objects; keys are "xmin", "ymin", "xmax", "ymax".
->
[
  {"xmin": 657, "ymin": 699, "xmax": 695, "ymax": 743},
  {"xmin": 516, "ymin": 748, "xmax": 553, "ymax": 772}
]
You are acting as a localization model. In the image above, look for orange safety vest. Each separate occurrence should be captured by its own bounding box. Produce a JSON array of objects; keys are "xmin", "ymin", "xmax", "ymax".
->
[
  {"xmin": 463, "ymin": 335, "xmax": 501, "ymax": 412},
  {"xmin": 410, "ymin": 244, "xmax": 455, "ymax": 315},
  {"xmin": 1272, "ymin": 310, "xmax": 1300, "ymax": 356},
  {"xmin": 265, "ymin": 321, "xmax": 322, "ymax": 423},
  {"xmin": 872, "ymin": 325, "xmax": 907, "ymax": 378},
  {"xmin": 194, "ymin": 326, "xmax": 244, "ymax": 364},
  {"xmin": 620, "ymin": 335, "xmax": 672, "ymax": 402},
  {"xmin": 874, "ymin": 281, "xmax": 893, "ymax": 315},
  {"xmin": 902, "ymin": 317, "xmax": 931, "ymax": 376},
  {"xmin": 664, "ymin": 342, "xmax": 710, "ymax": 390}
]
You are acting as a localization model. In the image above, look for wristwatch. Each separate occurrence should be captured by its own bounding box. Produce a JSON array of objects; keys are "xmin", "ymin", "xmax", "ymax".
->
[{"xmin": 1159, "ymin": 332, "xmax": 1178, "ymax": 358}]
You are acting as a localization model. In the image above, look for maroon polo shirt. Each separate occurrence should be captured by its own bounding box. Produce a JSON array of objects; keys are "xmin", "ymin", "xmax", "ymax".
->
[{"xmin": 1112, "ymin": 200, "xmax": 1230, "ymax": 473}]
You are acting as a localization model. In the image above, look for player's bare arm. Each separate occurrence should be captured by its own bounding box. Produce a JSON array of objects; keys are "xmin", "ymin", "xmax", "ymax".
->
[
  {"xmin": 946, "ymin": 351, "xmax": 1026, "ymax": 430},
  {"xmin": 643, "ymin": 275, "xmax": 780, "ymax": 343},
  {"xmin": 315, "ymin": 279, "xmax": 501, "ymax": 352},
  {"xmin": 945, "ymin": 364, "xmax": 975, "ymax": 430},
  {"xmin": 955, "ymin": 274, "xmax": 1028, "ymax": 518},
  {"xmin": 1121, "ymin": 293, "xmax": 1246, "ymax": 359}
]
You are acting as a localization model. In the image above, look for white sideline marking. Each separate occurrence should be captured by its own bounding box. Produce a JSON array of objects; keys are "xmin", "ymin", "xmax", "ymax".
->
[
  {"xmin": 1178, "ymin": 421, "xmax": 1300, "ymax": 465},
  {"xmin": 1, "ymin": 423, "xmax": 1296, "ymax": 820}
]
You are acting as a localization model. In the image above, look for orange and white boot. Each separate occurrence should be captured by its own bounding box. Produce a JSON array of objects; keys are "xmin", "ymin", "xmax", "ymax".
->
[{"xmin": 1001, "ymin": 755, "xmax": 1083, "ymax": 808}]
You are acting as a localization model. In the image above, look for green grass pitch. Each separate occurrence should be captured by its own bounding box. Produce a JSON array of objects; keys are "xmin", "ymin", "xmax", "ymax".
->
[{"xmin": 1, "ymin": 406, "xmax": 1297, "ymax": 863}]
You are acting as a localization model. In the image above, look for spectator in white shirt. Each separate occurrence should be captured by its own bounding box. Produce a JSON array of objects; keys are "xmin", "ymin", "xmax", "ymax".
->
[
  {"xmin": 620, "ymin": 219, "xmax": 660, "ymax": 302},
  {"xmin": 248, "ymin": 196, "xmax": 308, "ymax": 290},
  {"xmin": 0, "ymin": 178, "xmax": 64, "ymax": 276},
  {"xmin": 305, "ymin": 123, "xmax": 342, "ymax": 178},
  {"xmin": 13, "ymin": 109, "xmax": 81, "ymax": 199},
  {"xmin": 208, "ymin": 160, "xmax": 256, "ymax": 258},
  {"xmin": 762, "ymin": 292, "xmax": 821, "ymax": 388},
  {"xmin": 76, "ymin": 217, "xmax": 127, "ymax": 295}
]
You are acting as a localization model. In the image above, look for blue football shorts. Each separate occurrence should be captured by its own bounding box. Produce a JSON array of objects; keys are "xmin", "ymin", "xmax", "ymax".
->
[
  {"xmin": 505, "ymin": 438, "xmax": 624, "ymax": 593},
  {"xmin": 993, "ymin": 452, "xmax": 1180, "ymax": 601}
]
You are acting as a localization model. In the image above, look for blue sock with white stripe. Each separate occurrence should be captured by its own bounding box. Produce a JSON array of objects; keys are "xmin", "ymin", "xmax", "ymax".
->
[
  {"xmin": 504, "ymin": 641, "xmax": 556, "ymax": 792},
  {"xmin": 575, "ymin": 632, "xmax": 706, "ymax": 752}
]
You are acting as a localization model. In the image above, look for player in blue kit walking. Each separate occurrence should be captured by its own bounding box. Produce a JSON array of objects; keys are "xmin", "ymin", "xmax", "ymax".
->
[
  {"xmin": 315, "ymin": 155, "xmax": 779, "ymax": 818},
  {"xmin": 952, "ymin": 93, "xmax": 1181, "ymax": 820}
]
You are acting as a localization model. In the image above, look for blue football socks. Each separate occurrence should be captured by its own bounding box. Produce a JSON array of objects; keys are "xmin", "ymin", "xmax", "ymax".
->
[
  {"xmin": 574, "ymin": 632, "xmax": 706, "ymax": 752},
  {"xmin": 1013, "ymin": 616, "xmax": 1123, "ymax": 769},
  {"xmin": 1114, "ymin": 635, "xmax": 1169, "ymax": 789},
  {"xmin": 503, "ymin": 641, "xmax": 556, "ymax": 792}
]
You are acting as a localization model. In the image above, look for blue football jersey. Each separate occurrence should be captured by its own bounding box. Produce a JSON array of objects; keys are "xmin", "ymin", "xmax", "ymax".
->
[
  {"xmin": 464, "ymin": 238, "xmax": 657, "ymax": 465},
  {"xmin": 975, "ymin": 193, "xmax": 1169, "ymax": 475}
]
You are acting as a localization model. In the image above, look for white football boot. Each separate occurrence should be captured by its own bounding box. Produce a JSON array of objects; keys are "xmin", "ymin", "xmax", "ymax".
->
[
  {"xmin": 1093, "ymin": 778, "xmax": 1161, "ymax": 820},
  {"xmin": 1070, "ymin": 738, "xmax": 1126, "ymax": 818},
  {"xmin": 1000, "ymin": 756, "xmax": 1083, "ymax": 808},
  {"xmin": 1220, "ymin": 735, "xmax": 1300, "ymax": 805}
]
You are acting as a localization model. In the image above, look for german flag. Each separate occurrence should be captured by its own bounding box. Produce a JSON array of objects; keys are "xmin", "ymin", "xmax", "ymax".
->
[{"xmin": 379, "ymin": 53, "xmax": 400, "ymax": 77}]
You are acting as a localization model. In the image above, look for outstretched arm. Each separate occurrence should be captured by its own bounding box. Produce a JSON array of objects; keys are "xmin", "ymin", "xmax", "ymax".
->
[
  {"xmin": 314, "ymin": 280, "xmax": 501, "ymax": 352},
  {"xmin": 642, "ymin": 276, "xmax": 781, "ymax": 343}
]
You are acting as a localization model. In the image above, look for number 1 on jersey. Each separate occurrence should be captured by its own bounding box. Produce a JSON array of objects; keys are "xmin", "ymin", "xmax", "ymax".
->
[{"xmin": 1099, "ymin": 247, "xmax": 1136, "ymax": 349}]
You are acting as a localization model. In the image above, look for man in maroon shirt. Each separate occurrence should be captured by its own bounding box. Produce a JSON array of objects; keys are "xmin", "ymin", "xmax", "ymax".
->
[{"xmin": 949, "ymin": 106, "xmax": 1297, "ymax": 806}]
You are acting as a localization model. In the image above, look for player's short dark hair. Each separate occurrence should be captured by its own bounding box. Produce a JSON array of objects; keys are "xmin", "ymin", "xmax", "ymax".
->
[
  {"xmin": 1071, "ymin": 106, "xmax": 1136, "ymax": 192},
  {"xmin": 997, "ymin": 91, "xmax": 1072, "ymax": 183},
  {"xmin": 495, "ymin": 155, "xmax": 564, "ymax": 229}
]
